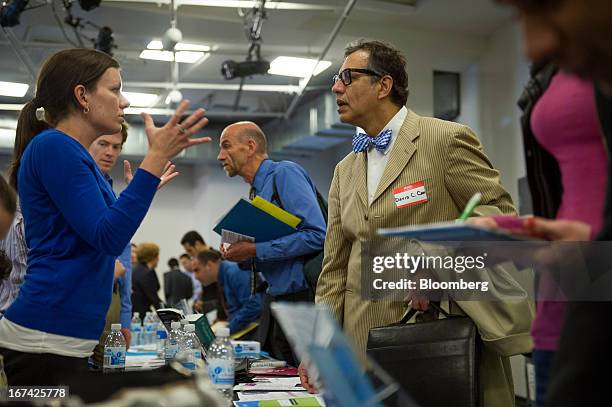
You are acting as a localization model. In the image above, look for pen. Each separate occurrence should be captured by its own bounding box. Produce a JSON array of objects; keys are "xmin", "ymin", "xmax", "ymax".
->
[{"xmin": 458, "ymin": 192, "xmax": 482, "ymax": 221}]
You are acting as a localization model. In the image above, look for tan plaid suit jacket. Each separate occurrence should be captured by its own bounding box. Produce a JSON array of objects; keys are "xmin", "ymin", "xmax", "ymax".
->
[{"xmin": 316, "ymin": 109, "xmax": 533, "ymax": 407}]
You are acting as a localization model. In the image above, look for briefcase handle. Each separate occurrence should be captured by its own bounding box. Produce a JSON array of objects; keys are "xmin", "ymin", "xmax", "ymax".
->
[{"xmin": 399, "ymin": 301, "xmax": 452, "ymax": 325}]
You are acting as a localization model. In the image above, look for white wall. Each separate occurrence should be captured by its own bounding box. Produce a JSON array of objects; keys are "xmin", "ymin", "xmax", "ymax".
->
[
  {"xmin": 457, "ymin": 63, "xmax": 482, "ymax": 136},
  {"xmin": 330, "ymin": 26, "xmax": 488, "ymax": 118},
  {"xmin": 474, "ymin": 21, "xmax": 530, "ymax": 203},
  {"xmin": 467, "ymin": 20, "xmax": 531, "ymax": 399}
]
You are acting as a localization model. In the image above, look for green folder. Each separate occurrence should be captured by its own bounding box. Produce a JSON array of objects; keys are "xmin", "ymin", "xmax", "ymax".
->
[{"xmin": 194, "ymin": 315, "xmax": 216, "ymax": 349}]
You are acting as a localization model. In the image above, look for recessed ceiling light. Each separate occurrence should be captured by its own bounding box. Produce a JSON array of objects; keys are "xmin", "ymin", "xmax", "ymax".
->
[
  {"xmin": 0, "ymin": 81, "xmax": 29, "ymax": 97},
  {"xmin": 268, "ymin": 56, "xmax": 332, "ymax": 78}
]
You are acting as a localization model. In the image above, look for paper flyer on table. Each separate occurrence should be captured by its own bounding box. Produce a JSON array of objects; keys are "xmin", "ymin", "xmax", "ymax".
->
[
  {"xmin": 237, "ymin": 391, "xmax": 311, "ymax": 401},
  {"xmin": 233, "ymin": 396, "xmax": 324, "ymax": 407}
]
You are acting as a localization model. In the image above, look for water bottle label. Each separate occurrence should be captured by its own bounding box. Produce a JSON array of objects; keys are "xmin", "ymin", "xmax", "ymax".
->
[
  {"xmin": 156, "ymin": 330, "xmax": 167, "ymax": 340},
  {"xmin": 165, "ymin": 344, "xmax": 178, "ymax": 362},
  {"xmin": 181, "ymin": 350, "xmax": 202, "ymax": 370},
  {"xmin": 208, "ymin": 359, "xmax": 234, "ymax": 388},
  {"xmin": 131, "ymin": 324, "xmax": 142, "ymax": 332},
  {"xmin": 103, "ymin": 346, "xmax": 126, "ymax": 368},
  {"xmin": 145, "ymin": 323, "xmax": 156, "ymax": 332}
]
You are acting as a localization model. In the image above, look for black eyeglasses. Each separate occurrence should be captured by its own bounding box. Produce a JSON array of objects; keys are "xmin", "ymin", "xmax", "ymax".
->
[{"xmin": 332, "ymin": 68, "xmax": 383, "ymax": 86}]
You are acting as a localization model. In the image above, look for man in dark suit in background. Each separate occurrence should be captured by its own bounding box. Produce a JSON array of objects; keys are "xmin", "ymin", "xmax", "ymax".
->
[{"xmin": 163, "ymin": 258, "xmax": 193, "ymax": 307}]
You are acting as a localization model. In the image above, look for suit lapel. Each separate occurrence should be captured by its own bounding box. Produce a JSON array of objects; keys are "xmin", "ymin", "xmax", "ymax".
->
[
  {"xmin": 352, "ymin": 151, "xmax": 368, "ymax": 209},
  {"xmin": 371, "ymin": 110, "xmax": 420, "ymax": 205}
]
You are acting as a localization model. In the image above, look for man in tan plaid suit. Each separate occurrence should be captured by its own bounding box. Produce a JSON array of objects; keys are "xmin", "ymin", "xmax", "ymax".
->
[{"xmin": 299, "ymin": 40, "xmax": 534, "ymax": 407}]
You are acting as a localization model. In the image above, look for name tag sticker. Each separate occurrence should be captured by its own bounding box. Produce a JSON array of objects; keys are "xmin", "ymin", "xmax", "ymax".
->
[{"xmin": 393, "ymin": 181, "xmax": 428, "ymax": 208}]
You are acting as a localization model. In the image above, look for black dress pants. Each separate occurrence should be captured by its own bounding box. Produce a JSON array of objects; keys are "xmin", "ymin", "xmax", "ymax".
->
[
  {"xmin": 258, "ymin": 288, "xmax": 314, "ymax": 367},
  {"xmin": 0, "ymin": 347, "xmax": 89, "ymax": 386}
]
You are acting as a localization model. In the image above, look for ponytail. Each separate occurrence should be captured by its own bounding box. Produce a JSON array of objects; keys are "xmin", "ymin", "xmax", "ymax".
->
[{"xmin": 9, "ymin": 101, "xmax": 50, "ymax": 191}]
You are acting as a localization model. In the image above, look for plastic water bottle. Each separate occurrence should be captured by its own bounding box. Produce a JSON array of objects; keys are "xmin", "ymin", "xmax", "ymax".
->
[
  {"xmin": 103, "ymin": 324, "xmax": 126, "ymax": 373},
  {"xmin": 130, "ymin": 312, "xmax": 142, "ymax": 346},
  {"xmin": 143, "ymin": 312, "xmax": 157, "ymax": 345},
  {"xmin": 178, "ymin": 324, "xmax": 202, "ymax": 370},
  {"xmin": 164, "ymin": 321, "xmax": 181, "ymax": 364},
  {"xmin": 155, "ymin": 316, "xmax": 167, "ymax": 358},
  {"xmin": 207, "ymin": 327, "xmax": 235, "ymax": 399},
  {"xmin": 179, "ymin": 319, "xmax": 188, "ymax": 335}
]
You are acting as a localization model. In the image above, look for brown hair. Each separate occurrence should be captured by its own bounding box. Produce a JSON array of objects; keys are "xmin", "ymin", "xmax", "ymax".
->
[
  {"xmin": 344, "ymin": 40, "xmax": 409, "ymax": 107},
  {"xmin": 495, "ymin": 0, "xmax": 561, "ymax": 11},
  {"xmin": 180, "ymin": 230, "xmax": 206, "ymax": 247},
  {"xmin": 0, "ymin": 175, "xmax": 16, "ymax": 216},
  {"xmin": 120, "ymin": 123, "xmax": 128, "ymax": 146},
  {"xmin": 137, "ymin": 242, "xmax": 160, "ymax": 264},
  {"xmin": 195, "ymin": 249, "xmax": 221, "ymax": 266},
  {"xmin": 9, "ymin": 48, "xmax": 120, "ymax": 190}
]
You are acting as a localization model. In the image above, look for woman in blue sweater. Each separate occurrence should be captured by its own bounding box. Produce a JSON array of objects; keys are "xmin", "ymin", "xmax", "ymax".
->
[{"xmin": 0, "ymin": 48, "xmax": 210, "ymax": 385}]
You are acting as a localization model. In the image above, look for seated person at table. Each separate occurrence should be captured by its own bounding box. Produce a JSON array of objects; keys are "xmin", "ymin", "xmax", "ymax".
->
[{"xmin": 192, "ymin": 250, "xmax": 263, "ymax": 337}]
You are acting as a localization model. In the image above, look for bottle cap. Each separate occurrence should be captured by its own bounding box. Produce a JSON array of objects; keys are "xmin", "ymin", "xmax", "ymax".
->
[
  {"xmin": 216, "ymin": 327, "xmax": 230, "ymax": 337},
  {"xmin": 171, "ymin": 321, "xmax": 181, "ymax": 329},
  {"xmin": 185, "ymin": 324, "xmax": 195, "ymax": 332},
  {"xmin": 111, "ymin": 323, "xmax": 121, "ymax": 331}
]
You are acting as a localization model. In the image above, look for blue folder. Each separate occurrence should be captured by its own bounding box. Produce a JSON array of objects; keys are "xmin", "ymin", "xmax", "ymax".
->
[{"xmin": 213, "ymin": 198, "xmax": 296, "ymax": 242}]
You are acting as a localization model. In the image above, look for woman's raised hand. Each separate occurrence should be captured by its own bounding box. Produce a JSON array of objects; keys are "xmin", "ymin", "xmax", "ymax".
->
[{"xmin": 141, "ymin": 100, "xmax": 211, "ymax": 160}]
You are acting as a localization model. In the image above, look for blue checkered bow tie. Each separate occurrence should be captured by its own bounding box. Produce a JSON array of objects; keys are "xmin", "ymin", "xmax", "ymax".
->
[{"xmin": 352, "ymin": 129, "xmax": 392, "ymax": 153}]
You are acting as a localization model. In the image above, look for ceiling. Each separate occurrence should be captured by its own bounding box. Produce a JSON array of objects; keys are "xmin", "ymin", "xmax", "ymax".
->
[{"xmin": 0, "ymin": 0, "xmax": 513, "ymax": 121}]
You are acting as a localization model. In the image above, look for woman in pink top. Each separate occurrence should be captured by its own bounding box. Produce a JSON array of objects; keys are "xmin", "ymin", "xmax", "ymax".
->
[
  {"xmin": 529, "ymin": 69, "xmax": 607, "ymax": 406},
  {"xmin": 476, "ymin": 65, "xmax": 607, "ymax": 407}
]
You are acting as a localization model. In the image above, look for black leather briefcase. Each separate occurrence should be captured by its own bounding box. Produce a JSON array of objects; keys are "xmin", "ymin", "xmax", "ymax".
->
[{"xmin": 367, "ymin": 303, "xmax": 480, "ymax": 407}]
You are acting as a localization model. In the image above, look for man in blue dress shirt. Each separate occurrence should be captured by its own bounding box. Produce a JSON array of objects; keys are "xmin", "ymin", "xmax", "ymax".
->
[
  {"xmin": 217, "ymin": 121, "xmax": 326, "ymax": 365},
  {"xmin": 192, "ymin": 249, "xmax": 263, "ymax": 337},
  {"xmin": 88, "ymin": 124, "xmax": 134, "ymax": 350}
]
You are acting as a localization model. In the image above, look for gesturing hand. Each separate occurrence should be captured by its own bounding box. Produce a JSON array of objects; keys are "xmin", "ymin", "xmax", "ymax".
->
[
  {"xmin": 124, "ymin": 160, "xmax": 179, "ymax": 190},
  {"xmin": 141, "ymin": 100, "xmax": 211, "ymax": 160}
]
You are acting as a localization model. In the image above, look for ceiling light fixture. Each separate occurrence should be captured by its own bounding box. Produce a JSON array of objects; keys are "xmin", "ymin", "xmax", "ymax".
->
[
  {"xmin": 123, "ymin": 91, "xmax": 159, "ymax": 107},
  {"xmin": 146, "ymin": 40, "xmax": 212, "ymax": 52},
  {"xmin": 104, "ymin": 0, "xmax": 335, "ymax": 11},
  {"xmin": 139, "ymin": 50, "xmax": 207, "ymax": 64},
  {"xmin": 95, "ymin": 26, "xmax": 116, "ymax": 56},
  {"xmin": 0, "ymin": 81, "xmax": 29, "ymax": 97},
  {"xmin": 268, "ymin": 56, "xmax": 332, "ymax": 78},
  {"xmin": 165, "ymin": 89, "xmax": 183, "ymax": 105},
  {"xmin": 0, "ymin": 0, "xmax": 29, "ymax": 28}
]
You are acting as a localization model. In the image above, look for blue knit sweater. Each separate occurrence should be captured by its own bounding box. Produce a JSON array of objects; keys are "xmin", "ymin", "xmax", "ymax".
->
[{"xmin": 5, "ymin": 130, "xmax": 159, "ymax": 340}]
